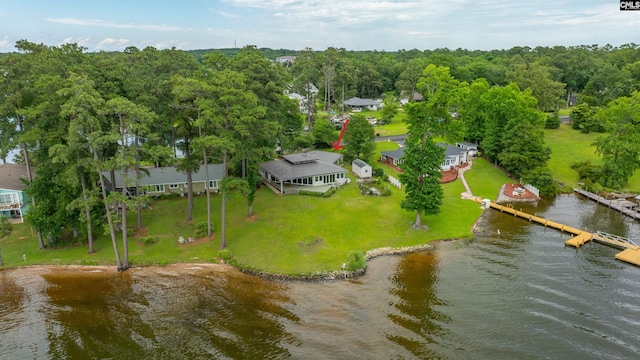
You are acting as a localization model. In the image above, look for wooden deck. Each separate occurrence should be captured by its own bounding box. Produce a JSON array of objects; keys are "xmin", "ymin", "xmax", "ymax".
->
[{"xmin": 477, "ymin": 198, "xmax": 640, "ymax": 267}]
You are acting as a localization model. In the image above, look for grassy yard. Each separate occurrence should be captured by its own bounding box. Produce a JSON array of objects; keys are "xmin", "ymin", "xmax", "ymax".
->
[
  {"xmin": 544, "ymin": 124, "xmax": 640, "ymax": 192},
  {"xmin": 1, "ymin": 156, "xmax": 496, "ymax": 273}
]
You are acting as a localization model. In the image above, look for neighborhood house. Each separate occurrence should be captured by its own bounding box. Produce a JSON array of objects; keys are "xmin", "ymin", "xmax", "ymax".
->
[
  {"xmin": 102, "ymin": 165, "xmax": 224, "ymax": 196},
  {"xmin": 260, "ymin": 151, "xmax": 348, "ymax": 194},
  {"xmin": 380, "ymin": 143, "xmax": 472, "ymax": 170},
  {"xmin": 456, "ymin": 142, "xmax": 479, "ymax": 157},
  {"xmin": 342, "ymin": 97, "xmax": 384, "ymax": 112},
  {"xmin": 0, "ymin": 163, "xmax": 31, "ymax": 223},
  {"xmin": 286, "ymin": 83, "xmax": 318, "ymax": 115}
]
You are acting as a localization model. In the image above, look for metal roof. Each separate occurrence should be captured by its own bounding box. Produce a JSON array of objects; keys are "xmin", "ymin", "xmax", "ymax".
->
[
  {"xmin": 343, "ymin": 97, "xmax": 383, "ymax": 107},
  {"xmin": 104, "ymin": 164, "xmax": 224, "ymax": 188},
  {"xmin": 352, "ymin": 159, "xmax": 370, "ymax": 168},
  {"xmin": 260, "ymin": 151, "xmax": 345, "ymax": 180},
  {"xmin": 381, "ymin": 143, "xmax": 466, "ymax": 160}
]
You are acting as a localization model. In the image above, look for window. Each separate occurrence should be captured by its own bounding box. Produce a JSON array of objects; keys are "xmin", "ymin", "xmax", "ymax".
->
[
  {"xmin": 0, "ymin": 193, "xmax": 12, "ymax": 205},
  {"xmin": 169, "ymin": 183, "xmax": 179, "ymax": 189},
  {"xmin": 0, "ymin": 193, "xmax": 18, "ymax": 206},
  {"xmin": 208, "ymin": 180, "xmax": 219, "ymax": 189},
  {"xmin": 149, "ymin": 184, "xmax": 165, "ymax": 193}
]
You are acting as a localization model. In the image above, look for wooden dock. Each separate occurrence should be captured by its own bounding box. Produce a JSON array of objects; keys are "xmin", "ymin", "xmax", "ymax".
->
[
  {"xmin": 476, "ymin": 198, "xmax": 640, "ymax": 267},
  {"xmin": 574, "ymin": 188, "xmax": 640, "ymax": 220}
]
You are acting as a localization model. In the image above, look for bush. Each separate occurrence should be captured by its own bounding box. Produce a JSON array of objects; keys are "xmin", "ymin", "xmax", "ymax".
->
[
  {"xmin": 571, "ymin": 161, "xmax": 604, "ymax": 186},
  {"xmin": 218, "ymin": 249, "xmax": 233, "ymax": 262},
  {"xmin": 0, "ymin": 216, "xmax": 12, "ymax": 239},
  {"xmin": 545, "ymin": 111, "xmax": 561, "ymax": 129},
  {"xmin": 346, "ymin": 251, "xmax": 366, "ymax": 271},
  {"xmin": 298, "ymin": 188, "xmax": 337, "ymax": 197},
  {"xmin": 373, "ymin": 167, "xmax": 385, "ymax": 177},
  {"xmin": 139, "ymin": 235, "xmax": 156, "ymax": 246},
  {"xmin": 194, "ymin": 221, "xmax": 213, "ymax": 238},
  {"xmin": 357, "ymin": 178, "xmax": 391, "ymax": 196}
]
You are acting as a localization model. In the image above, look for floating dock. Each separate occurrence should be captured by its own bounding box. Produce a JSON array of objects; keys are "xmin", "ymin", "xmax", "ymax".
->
[{"xmin": 476, "ymin": 198, "xmax": 640, "ymax": 267}]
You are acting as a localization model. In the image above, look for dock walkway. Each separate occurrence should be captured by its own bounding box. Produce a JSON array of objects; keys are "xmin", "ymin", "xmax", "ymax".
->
[
  {"xmin": 476, "ymin": 198, "xmax": 640, "ymax": 267},
  {"xmin": 573, "ymin": 188, "xmax": 640, "ymax": 220}
]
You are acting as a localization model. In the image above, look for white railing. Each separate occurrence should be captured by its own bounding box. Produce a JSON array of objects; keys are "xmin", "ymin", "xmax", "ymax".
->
[
  {"xmin": 388, "ymin": 175, "xmax": 401, "ymax": 189},
  {"xmin": 595, "ymin": 231, "xmax": 638, "ymax": 247},
  {"xmin": 523, "ymin": 183, "xmax": 540, "ymax": 197}
]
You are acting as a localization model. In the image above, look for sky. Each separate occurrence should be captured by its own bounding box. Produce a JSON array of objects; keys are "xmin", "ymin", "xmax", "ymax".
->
[{"xmin": 0, "ymin": 0, "xmax": 639, "ymax": 53}]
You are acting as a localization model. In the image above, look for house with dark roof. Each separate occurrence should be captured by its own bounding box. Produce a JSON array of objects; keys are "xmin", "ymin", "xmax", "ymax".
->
[
  {"xmin": 102, "ymin": 164, "xmax": 224, "ymax": 196},
  {"xmin": 0, "ymin": 163, "xmax": 31, "ymax": 223},
  {"xmin": 259, "ymin": 151, "xmax": 348, "ymax": 194},
  {"xmin": 380, "ymin": 143, "xmax": 470, "ymax": 170},
  {"xmin": 343, "ymin": 97, "xmax": 384, "ymax": 112}
]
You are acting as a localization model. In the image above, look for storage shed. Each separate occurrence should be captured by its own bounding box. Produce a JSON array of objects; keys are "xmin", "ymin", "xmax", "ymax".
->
[{"xmin": 352, "ymin": 159, "xmax": 372, "ymax": 179}]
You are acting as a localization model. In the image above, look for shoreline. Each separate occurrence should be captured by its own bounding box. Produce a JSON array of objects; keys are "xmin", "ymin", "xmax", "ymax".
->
[
  {"xmin": 0, "ymin": 242, "xmax": 444, "ymax": 280},
  {"xmin": 1, "ymin": 205, "xmax": 491, "ymax": 280}
]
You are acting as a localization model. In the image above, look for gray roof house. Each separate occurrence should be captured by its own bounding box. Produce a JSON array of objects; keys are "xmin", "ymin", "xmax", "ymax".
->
[
  {"xmin": 260, "ymin": 151, "xmax": 347, "ymax": 194},
  {"xmin": 343, "ymin": 97, "xmax": 384, "ymax": 112},
  {"xmin": 380, "ymin": 143, "xmax": 470, "ymax": 170},
  {"xmin": 102, "ymin": 164, "xmax": 224, "ymax": 196}
]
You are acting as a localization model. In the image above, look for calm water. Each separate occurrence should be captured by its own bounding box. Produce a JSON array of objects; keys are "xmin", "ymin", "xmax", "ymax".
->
[{"xmin": 1, "ymin": 194, "xmax": 640, "ymax": 359}]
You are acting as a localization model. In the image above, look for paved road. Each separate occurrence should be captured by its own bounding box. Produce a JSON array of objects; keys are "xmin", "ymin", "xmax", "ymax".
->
[{"xmin": 375, "ymin": 134, "xmax": 407, "ymax": 146}]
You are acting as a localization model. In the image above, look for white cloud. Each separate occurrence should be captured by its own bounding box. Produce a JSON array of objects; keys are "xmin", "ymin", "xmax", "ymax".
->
[
  {"xmin": 97, "ymin": 38, "xmax": 130, "ymax": 49},
  {"xmin": 45, "ymin": 18, "xmax": 186, "ymax": 32},
  {"xmin": 209, "ymin": 8, "xmax": 239, "ymax": 19},
  {"xmin": 60, "ymin": 37, "xmax": 93, "ymax": 48}
]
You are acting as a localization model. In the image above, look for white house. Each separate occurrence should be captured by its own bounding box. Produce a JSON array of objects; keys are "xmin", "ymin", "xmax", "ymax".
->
[
  {"xmin": 275, "ymin": 56, "xmax": 297, "ymax": 64},
  {"xmin": 352, "ymin": 159, "xmax": 372, "ymax": 179},
  {"xmin": 456, "ymin": 142, "xmax": 479, "ymax": 157},
  {"xmin": 380, "ymin": 143, "xmax": 470, "ymax": 171},
  {"xmin": 286, "ymin": 83, "xmax": 318, "ymax": 115}
]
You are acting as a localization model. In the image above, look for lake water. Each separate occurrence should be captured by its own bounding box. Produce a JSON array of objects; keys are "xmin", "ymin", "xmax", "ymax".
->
[{"xmin": 1, "ymin": 194, "xmax": 639, "ymax": 359}]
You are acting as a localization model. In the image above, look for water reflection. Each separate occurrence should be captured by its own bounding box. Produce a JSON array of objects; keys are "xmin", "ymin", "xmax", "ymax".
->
[
  {"xmin": 387, "ymin": 251, "xmax": 450, "ymax": 358},
  {"xmin": 40, "ymin": 268, "xmax": 298, "ymax": 359}
]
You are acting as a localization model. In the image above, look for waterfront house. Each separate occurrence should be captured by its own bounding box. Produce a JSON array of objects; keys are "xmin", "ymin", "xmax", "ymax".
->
[
  {"xmin": 102, "ymin": 164, "xmax": 224, "ymax": 196},
  {"xmin": 0, "ymin": 163, "xmax": 31, "ymax": 223},
  {"xmin": 260, "ymin": 151, "xmax": 348, "ymax": 194},
  {"xmin": 380, "ymin": 143, "xmax": 470, "ymax": 170}
]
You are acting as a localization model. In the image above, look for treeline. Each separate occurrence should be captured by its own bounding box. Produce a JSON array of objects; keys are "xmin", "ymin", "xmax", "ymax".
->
[{"xmin": 0, "ymin": 41, "xmax": 302, "ymax": 269}]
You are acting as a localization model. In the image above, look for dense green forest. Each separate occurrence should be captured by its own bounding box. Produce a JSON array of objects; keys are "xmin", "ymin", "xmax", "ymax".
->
[{"xmin": 1, "ymin": 41, "xmax": 640, "ymax": 266}]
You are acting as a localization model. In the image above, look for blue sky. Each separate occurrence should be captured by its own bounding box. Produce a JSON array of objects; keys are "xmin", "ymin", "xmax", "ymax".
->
[{"xmin": 0, "ymin": 0, "xmax": 638, "ymax": 52}]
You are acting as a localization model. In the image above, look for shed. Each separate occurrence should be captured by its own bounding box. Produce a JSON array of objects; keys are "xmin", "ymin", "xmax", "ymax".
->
[{"xmin": 352, "ymin": 159, "xmax": 372, "ymax": 179}]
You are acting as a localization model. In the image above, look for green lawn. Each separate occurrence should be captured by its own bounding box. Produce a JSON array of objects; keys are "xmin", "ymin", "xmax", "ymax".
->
[{"xmin": 544, "ymin": 124, "xmax": 640, "ymax": 192}]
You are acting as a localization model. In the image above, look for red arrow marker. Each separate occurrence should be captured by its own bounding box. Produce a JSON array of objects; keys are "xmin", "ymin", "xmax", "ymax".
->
[{"xmin": 332, "ymin": 118, "xmax": 349, "ymax": 150}]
